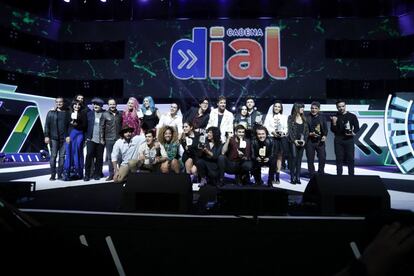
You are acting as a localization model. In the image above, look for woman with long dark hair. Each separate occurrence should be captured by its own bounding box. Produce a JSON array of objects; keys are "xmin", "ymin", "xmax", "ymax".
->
[
  {"xmin": 287, "ymin": 102, "xmax": 309, "ymax": 184},
  {"xmin": 195, "ymin": 126, "xmax": 222, "ymax": 186},
  {"xmin": 180, "ymin": 121, "xmax": 200, "ymax": 179},
  {"xmin": 263, "ymin": 101, "xmax": 288, "ymax": 184},
  {"xmin": 63, "ymin": 99, "xmax": 88, "ymax": 181}
]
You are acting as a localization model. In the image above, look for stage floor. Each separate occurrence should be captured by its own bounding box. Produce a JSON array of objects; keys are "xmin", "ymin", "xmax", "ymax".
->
[{"xmin": 1, "ymin": 162, "xmax": 414, "ymax": 211}]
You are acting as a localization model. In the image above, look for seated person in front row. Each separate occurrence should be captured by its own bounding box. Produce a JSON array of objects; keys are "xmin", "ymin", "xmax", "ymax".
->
[
  {"xmin": 195, "ymin": 127, "xmax": 223, "ymax": 187},
  {"xmin": 157, "ymin": 126, "xmax": 182, "ymax": 174},
  {"xmin": 132, "ymin": 130, "xmax": 168, "ymax": 172},
  {"xmin": 111, "ymin": 125, "xmax": 145, "ymax": 184},
  {"xmin": 218, "ymin": 124, "xmax": 252, "ymax": 186},
  {"xmin": 251, "ymin": 125, "xmax": 276, "ymax": 187}
]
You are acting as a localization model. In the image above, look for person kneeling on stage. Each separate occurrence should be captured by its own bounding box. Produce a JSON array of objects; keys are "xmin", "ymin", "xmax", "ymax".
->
[
  {"xmin": 251, "ymin": 126, "xmax": 276, "ymax": 187},
  {"xmin": 218, "ymin": 124, "xmax": 252, "ymax": 186},
  {"xmin": 195, "ymin": 127, "xmax": 223, "ymax": 187},
  {"xmin": 133, "ymin": 130, "xmax": 168, "ymax": 173},
  {"xmin": 111, "ymin": 125, "xmax": 145, "ymax": 184}
]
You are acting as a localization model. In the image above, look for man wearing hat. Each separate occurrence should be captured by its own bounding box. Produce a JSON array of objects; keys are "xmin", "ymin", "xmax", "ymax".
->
[
  {"xmin": 111, "ymin": 125, "xmax": 145, "ymax": 183},
  {"xmin": 84, "ymin": 97, "xmax": 105, "ymax": 181},
  {"xmin": 217, "ymin": 124, "xmax": 252, "ymax": 186}
]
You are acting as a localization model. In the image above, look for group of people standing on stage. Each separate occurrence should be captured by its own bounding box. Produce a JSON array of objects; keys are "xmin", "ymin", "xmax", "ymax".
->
[{"xmin": 44, "ymin": 94, "xmax": 359, "ymax": 186}]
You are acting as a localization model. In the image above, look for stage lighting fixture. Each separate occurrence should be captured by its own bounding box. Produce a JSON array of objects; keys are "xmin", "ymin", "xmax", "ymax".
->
[
  {"xmin": 63, "ymin": 0, "xmax": 70, "ymax": 3},
  {"xmin": 100, "ymin": 0, "xmax": 107, "ymax": 2}
]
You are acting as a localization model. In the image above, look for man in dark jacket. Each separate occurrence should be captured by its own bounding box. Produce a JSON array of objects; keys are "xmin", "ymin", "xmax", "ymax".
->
[
  {"xmin": 100, "ymin": 98, "xmax": 123, "ymax": 181},
  {"xmin": 44, "ymin": 97, "xmax": 69, "ymax": 180},
  {"xmin": 305, "ymin": 101, "xmax": 328, "ymax": 177},
  {"xmin": 84, "ymin": 97, "xmax": 105, "ymax": 181},
  {"xmin": 330, "ymin": 99, "xmax": 360, "ymax": 175},
  {"xmin": 251, "ymin": 125, "xmax": 275, "ymax": 187},
  {"xmin": 218, "ymin": 124, "xmax": 252, "ymax": 186}
]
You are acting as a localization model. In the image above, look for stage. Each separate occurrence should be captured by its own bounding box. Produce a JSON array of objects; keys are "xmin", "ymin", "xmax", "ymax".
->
[{"xmin": 1, "ymin": 162, "xmax": 413, "ymax": 213}]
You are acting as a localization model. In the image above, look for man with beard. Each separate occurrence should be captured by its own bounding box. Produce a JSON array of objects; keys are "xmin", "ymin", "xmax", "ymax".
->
[
  {"xmin": 100, "ymin": 98, "xmax": 123, "ymax": 181},
  {"xmin": 206, "ymin": 95, "xmax": 234, "ymax": 143}
]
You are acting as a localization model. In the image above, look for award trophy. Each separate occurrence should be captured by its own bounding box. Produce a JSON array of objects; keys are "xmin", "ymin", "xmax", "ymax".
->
[
  {"xmin": 259, "ymin": 146, "xmax": 266, "ymax": 160},
  {"xmin": 314, "ymin": 124, "xmax": 321, "ymax": 137},
  {"xmin": 198, "ymin": 132, "xmax": 206, "ymax": 149},
  {"xmin": 149, "ymin": 150, "xmax": 156, "ymax": 164},
  {"xmin": 274, "ymin": 117, "xmax": 283, "ymax": 137},
  {"xmin": 297, "ymin": 134, "xmax": 305, "ymax": 146},
  {"xmin": 344, "ymin": 121, "xmax": 353, "ymax": 135}
]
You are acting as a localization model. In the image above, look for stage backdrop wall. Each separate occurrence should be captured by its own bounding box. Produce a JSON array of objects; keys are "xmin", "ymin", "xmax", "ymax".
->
[{"xmin": 0, "ymin": 2, "xmax": 404, "ymax": 101}]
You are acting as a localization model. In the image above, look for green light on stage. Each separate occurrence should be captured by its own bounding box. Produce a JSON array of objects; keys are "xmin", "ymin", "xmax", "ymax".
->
[
  {"xmin": 368, "ymin": 19, "xmax": 399, "ymax": 38},
  {"xmin": 11, "ymin": 22, "xmax": 21, "ymax": 30},
  {"xmin": 314, "ymin": 21, "xmax": 325, "ymax": 34},
  {"xmin": 155, "ymin": 41, "xmax": 166, "ymax": 47},
  {"xmin": 66, "ymin": 24, "xmax": 73, "ymax": 35},
  {"xmin": 399, "ymin": 65, "xmax": 414, "ymax": 72},
  {"xmin": 130, "ymin": 51, "xmax": 157, "ymax": 77},
  {"xmin": 22, "ymin": 12, "xmax": 35, "ymax": 25},
  {"xmin": 207, "ymin": 79, "xmax": 219, "ymax": 90},
  {"xmin": 0, "ymin": 55, "xmax": 7, "ymax": 64},
  {"xmin": 84, "ymin": 60, "xmax": 98, "ymax": 78}
]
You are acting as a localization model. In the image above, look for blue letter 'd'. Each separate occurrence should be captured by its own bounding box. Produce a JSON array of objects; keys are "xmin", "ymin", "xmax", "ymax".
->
[{"xmin": 170, "ymin": 27, "xmax": 207, "ymax": 80}]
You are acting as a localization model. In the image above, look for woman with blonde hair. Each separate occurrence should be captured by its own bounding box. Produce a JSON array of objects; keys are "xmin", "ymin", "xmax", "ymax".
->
[{"xmin": 122, "ymin": 97, "xmax": 141, "ymax": 137}]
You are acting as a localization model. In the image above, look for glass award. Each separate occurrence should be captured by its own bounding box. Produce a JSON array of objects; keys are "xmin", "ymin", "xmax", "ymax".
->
[
  {"xmin": 344, "ymin": 121, "xmax": 353, "ymax": 135},
  {"xmin": 314, "ymin": 124, "xmax": 321, "ymax": 136},
  {"xmin": 239, "ymin": 140, "xmax": 246, "ymax": 149},
  {"xmin": 259, "ymin": 146, "xmax": 266, "ymax": 158}
]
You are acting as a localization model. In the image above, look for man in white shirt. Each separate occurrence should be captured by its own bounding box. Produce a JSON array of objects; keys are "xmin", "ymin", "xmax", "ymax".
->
[
  {"xmin": 156, "ymin": 102, "xmax": 183, "ymax": 136},
  {"xmin": 206, "ymin": 95, "xmax": 234, "ymax": 143},
  {"xmin": 111, "ymin": 125, "xmax": 145, "ymax": 184}
]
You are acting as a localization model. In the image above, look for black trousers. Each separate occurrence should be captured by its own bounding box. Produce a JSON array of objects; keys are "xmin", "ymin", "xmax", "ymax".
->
[
  {"xmin": 85, "ymin": 140, "xmax": 104, "ymax": 178},
  {"xmin": 305, "ymin": 140, "xmax": 326, "ymax": 175},
  {"xmin": 105, "ymin": 140, "xmax": 116, "ymax": 177},
  {"xmin": 252, "ymin": 157, "xmax": 276, "ymax": 183},
  {"xmin": 334, "ymin": 137, "xmax": 355, "ymax": 175},
  {"xmin": 196, "ymin": 159, "xmax": 219, "ymax": 181},
  {"xmin": 218, "ymin": 155, "xmax": 252, "ymax": 179},
  {"xmin": 289, "ymin": 143, "xmax": 305, "ymax": 179},
  {"xmin": 50, "ymin": 139, "xmax": 65, "ymax": 177}
]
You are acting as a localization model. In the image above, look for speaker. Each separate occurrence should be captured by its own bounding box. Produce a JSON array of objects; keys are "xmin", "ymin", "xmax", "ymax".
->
[
  {"xmin": 217, "ymin": 186, "xmax": 288, "ymax": 215},
  {"xmin": 0, "ymin": 181, "xmax": 36, "ymax": 204},
  {"xmin": 303, "ymin": 175, "xmax": 390, "ymax": 215},
  {"xmin": 121, "ymin": 173, "xmax": 192, "ymax": 213}
]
